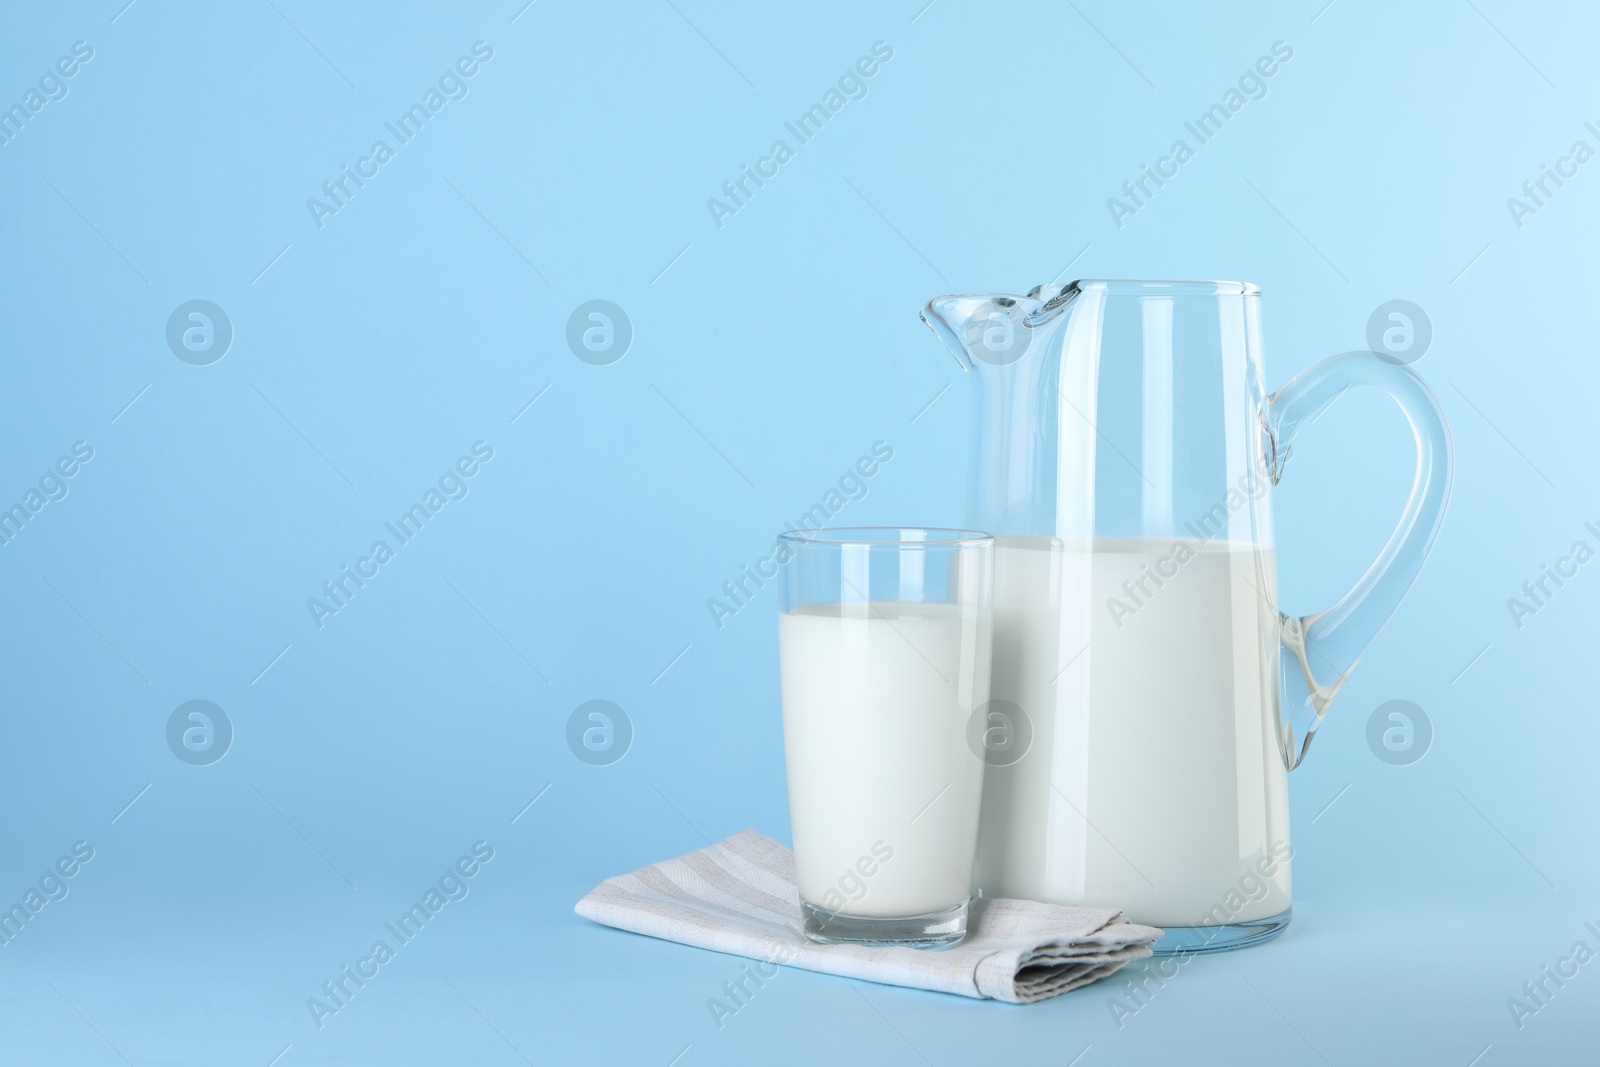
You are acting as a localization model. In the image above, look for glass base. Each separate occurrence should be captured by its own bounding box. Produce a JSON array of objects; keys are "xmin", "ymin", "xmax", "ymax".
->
[
  {"xmin": 801, "ymin": 899, "xmax": 968, "ymax": 949},
  {"xmin": 1149, "ymin": 907, "xmax": 1292, "ymax": 956}
]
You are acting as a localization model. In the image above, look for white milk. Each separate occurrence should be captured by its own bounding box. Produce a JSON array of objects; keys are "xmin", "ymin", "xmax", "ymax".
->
[
  {"xmin": 978, "ymin": 536, "xmax": 1290, "ymax": 928},
  {"xmin": 780, "ymin": 601, "xmax": 988, "ymax": 918}
]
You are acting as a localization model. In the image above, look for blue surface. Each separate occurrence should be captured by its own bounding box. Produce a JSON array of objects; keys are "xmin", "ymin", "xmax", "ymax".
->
[{"xmin": 1, "ymin": 1, "xmax": 1596, "ymax": 1063}]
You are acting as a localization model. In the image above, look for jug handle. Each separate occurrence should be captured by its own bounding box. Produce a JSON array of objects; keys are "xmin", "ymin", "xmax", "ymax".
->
[{"xmin": 1263, "ymin": 351, "xmax": 1453, "ymax": 770}]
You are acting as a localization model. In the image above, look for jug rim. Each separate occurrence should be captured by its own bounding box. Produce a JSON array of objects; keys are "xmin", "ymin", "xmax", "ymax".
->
[{"xmin": 1067, "ymin": 278, "xmax": 1260, "ymax": 296}]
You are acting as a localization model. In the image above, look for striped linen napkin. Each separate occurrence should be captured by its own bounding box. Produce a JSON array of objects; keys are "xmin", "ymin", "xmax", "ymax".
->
[{"xmin": 574, "ymin": 829, "xmax": 1161, "ymax": 1004}]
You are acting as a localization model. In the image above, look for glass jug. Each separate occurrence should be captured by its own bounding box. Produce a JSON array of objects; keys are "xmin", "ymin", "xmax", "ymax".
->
[{"xmin": 922, "ymin": 279, "xmax": 1452, "ymax": 952}]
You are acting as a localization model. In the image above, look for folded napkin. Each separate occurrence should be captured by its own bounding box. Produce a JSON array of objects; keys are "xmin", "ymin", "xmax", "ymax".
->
[{"xmin": 575, "ymin": 829, "xmax": 1162, "ymax": 1004}]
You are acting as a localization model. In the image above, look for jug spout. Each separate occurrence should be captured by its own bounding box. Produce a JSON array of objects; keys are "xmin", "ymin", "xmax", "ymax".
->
[
  {"xmin": 920, "ymin": 294, "xmax": 1038, "ymax": 371},
  {"xmin": 921, "ymin": 295, "xmax": 1004, "ymax": 370},
  {"xmin": 921, "ymin": 284, "xmax": 1077, "ymax": 371}
]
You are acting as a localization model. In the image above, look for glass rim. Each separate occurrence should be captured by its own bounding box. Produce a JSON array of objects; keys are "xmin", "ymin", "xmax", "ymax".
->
[{"xmin": 777, "ymin": 525, "xmax": 994, "ymax": 547}]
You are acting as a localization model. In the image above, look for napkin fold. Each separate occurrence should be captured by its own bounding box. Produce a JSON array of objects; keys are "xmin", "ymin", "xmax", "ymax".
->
[{"xmin": 574, "ymin": 829, "xmax": 1162, "ymax": 1004}]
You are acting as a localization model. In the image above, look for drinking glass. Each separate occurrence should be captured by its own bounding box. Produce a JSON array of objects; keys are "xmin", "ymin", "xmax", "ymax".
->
[{"xmin": 778, "ymin": 527, "xmax": 994, "ymax": 948}]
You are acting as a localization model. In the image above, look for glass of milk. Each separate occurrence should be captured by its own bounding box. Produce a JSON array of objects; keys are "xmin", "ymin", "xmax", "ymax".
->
[{"xmin": 777, "ymin": 527, "xmax": 994, "ymax": 948}]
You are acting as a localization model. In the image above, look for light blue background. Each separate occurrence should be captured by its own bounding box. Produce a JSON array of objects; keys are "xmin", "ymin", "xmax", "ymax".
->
[{"xmin": 1, "ymin": 0, "xmax": 1594, "ymax": 1063}]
